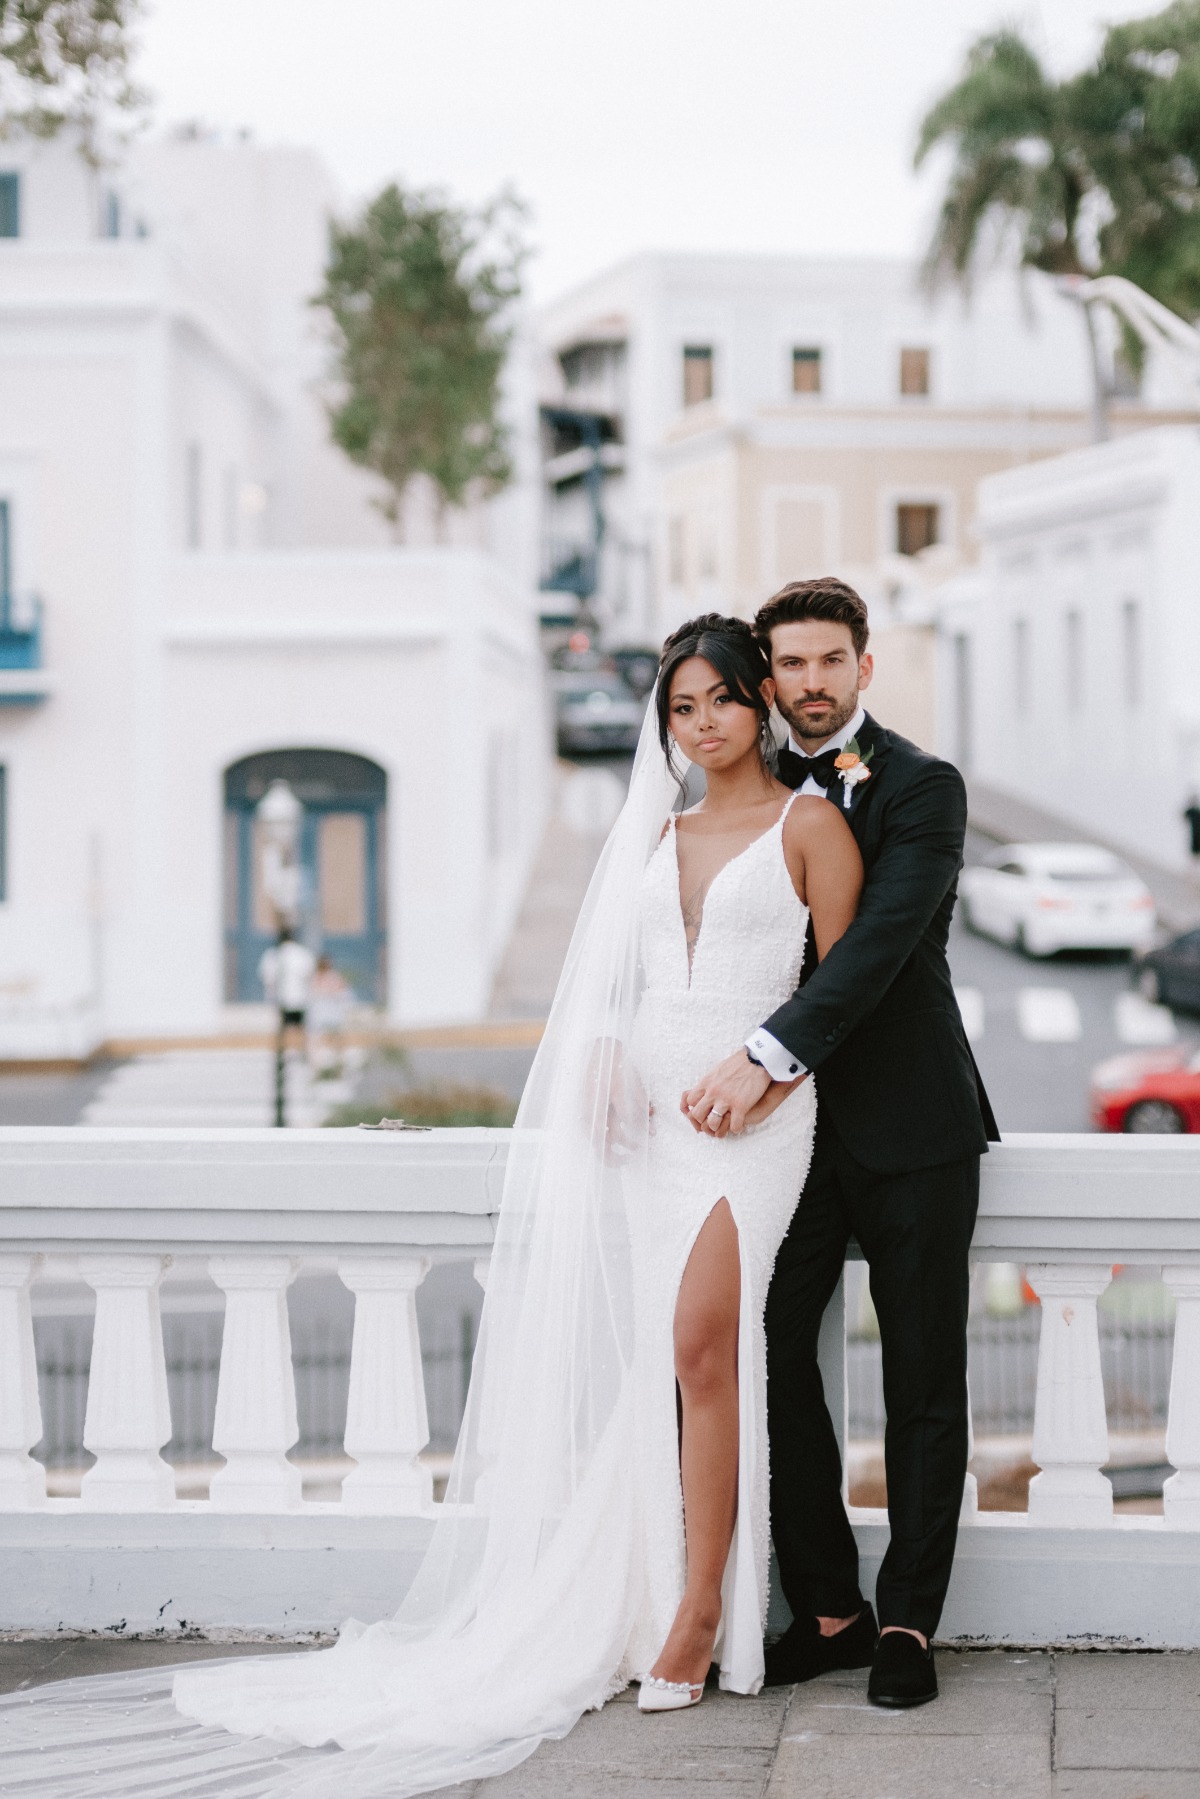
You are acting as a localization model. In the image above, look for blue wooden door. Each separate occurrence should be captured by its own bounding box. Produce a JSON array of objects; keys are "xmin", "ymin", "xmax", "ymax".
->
[{"xmin": 223, "ymin": 751, "xmax": 387, "ymax": 1005}]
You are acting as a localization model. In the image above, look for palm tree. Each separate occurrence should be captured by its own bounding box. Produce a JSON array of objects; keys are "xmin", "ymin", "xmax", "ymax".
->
[
  {"xmin": 915, "ymin": 8, "xmax": 1200, "ymax": 437},
  {"xmin": 915, "ymin": 32, "xmax": 1094, "ymax": 285}
]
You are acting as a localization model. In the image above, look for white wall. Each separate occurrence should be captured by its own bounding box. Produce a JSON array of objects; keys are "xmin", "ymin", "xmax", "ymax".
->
[
  {"xmin": 0, "ymin": 135, "xmax": 549, "ymax": 1054},
  {"xmin": 937, "ymin": 426, "xmax": 1200, "ymax": 871}
]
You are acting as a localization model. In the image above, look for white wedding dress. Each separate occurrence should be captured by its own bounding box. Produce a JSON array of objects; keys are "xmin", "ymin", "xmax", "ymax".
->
[
  {"xmin": 625, "ymin": 795, "xmax": 815, "ymax": 1691},
  {"xmin": 0, "ymin": 742, "xmax": 817, "ymax": 1798}
]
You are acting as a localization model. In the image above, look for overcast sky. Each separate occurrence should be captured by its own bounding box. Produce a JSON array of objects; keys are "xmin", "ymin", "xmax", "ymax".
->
[{"xmin": 136, "ymin": 0, "xmax": 1168, "ymax": 301}]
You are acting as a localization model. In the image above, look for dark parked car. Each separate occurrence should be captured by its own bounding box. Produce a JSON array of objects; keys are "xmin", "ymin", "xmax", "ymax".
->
[
  {"xmin": 1135, "ymin": 928, "xmax": 1200, "ymax": 1014},
  {"xmin": 554, "ymin": 671, "xmax": 646, "ymax": 756},
  {"xmin": 610, "ymin": 645, "xmax": 660, "ymax": 699}
]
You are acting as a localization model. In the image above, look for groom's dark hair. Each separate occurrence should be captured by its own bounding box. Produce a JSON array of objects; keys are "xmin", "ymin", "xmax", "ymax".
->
[{"xmin": 754, "ymin": 577, "xmax": 869, "ymax": 658}]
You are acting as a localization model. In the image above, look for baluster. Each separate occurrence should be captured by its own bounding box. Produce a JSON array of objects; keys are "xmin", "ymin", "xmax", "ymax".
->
[
  {"xmin": 79, "ymin": 1254, "xmax": 175, "ymax": 1510},
  {"xmin": 1163, "ymin": 1266, "xmax": 1200, "ymax": 1527},
  {"xmin": 0, "ymin": 1255, "xmax": 46, "ymax": 1509},
  {"xmin": 471, "ymin": 1254, "xmax": 495, "ymax": 1505},
  {"xmin": 1025, "ymin": 1264, "xmax": 1112, "ymax": 1526},
  {"xmin": 961, "ymin": 1375, "xmax": 978, "ymax": 1522},
  {"xmin": 340, "ymin": 1258, "xmax": 432, "ymax": 1512},
  {"xmin": 209, "ymin": 1257, "xmax": 301, "ymax": 1511}
]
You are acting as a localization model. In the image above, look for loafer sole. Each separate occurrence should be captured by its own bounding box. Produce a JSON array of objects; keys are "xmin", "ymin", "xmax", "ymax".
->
[{"xmin": 868, "ymin": 1686, "xmax": 938, "ymax": 1709}]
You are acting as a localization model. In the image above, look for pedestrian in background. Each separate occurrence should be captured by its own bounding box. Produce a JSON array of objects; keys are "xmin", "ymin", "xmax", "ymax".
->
[
  {"xmin": 1184, "ymin": 797, "xmax": 1200, "ymax": 859},
  {"xmin": 258, "ymin": 927, "xmax": 317, "ymax": 1053},
  {"xmin": 308, "ymin": 954, "xmax": 353, "ymax": 1072}
]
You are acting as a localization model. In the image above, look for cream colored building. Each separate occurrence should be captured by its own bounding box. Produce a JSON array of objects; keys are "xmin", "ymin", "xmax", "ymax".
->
[{"xmin": 538, "ymin": 254, "xmax": 1197, "ymax": 746}]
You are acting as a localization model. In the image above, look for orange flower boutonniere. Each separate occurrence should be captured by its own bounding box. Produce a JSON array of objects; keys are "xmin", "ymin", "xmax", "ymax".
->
[{"xmin": 833, "ymin": 739, "xmax": 873, "ymax": 809}]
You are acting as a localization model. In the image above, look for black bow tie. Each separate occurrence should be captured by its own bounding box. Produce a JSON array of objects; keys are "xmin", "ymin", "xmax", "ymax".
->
[{"xmin": 778, "ymin": 745, "xmax": 842, "ymax": 791}]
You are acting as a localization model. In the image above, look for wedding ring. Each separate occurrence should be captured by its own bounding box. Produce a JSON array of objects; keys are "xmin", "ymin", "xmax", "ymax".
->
[{"xmin": 709, "ymin": 1106, "xmax": 727, "ymax": 1122}]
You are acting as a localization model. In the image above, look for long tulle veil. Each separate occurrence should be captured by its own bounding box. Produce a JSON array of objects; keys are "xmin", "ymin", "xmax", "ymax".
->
[{"xmin": 0, "ymin": 702, "xmax": 678, "ymax": 1797}]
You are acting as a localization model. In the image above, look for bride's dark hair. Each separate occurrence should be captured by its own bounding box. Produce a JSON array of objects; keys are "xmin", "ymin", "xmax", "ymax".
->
[{"xmin": 655, "ymin": 613, "xmax": 774, "ymax": 782}]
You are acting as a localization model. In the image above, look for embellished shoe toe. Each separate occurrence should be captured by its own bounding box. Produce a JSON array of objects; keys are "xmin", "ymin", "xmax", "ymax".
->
[{"xmin": 637, "ymin": 1674, "xmax": 705, "ymax": 1713}]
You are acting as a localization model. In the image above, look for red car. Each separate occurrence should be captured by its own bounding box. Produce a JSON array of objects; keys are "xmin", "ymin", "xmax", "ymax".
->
[{"xmin": 1090, "ymin": 1048, "xmax": 1200, "ymax": 1133}]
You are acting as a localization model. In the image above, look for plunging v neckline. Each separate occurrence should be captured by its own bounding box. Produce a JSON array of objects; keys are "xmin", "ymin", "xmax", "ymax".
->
[{"xmin": 670, "ymin": 794, "xmax": 798, "ymax": 985}]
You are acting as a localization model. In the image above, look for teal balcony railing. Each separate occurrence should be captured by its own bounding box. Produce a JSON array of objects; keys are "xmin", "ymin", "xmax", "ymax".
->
[{"xmin": 0, "ymin": 592, "xmax": 42, "ymax": 670}]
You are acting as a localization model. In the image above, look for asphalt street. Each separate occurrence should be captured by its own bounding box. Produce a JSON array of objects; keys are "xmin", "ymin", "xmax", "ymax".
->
[
  {"xmin": 0, "ymin": 812, "xmax": 1191, "ymax": 1136},
  {"xmin": 951, "ymin": 827, "xmax": 1197, "ymax": 1134}
]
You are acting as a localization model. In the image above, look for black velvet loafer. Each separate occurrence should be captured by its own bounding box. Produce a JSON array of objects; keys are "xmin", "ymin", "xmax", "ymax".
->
[
  {"xmin": 867, "ymin": 1630, "xmax": 938, "ymax": 1708},
  {"xmin": 763, "ymin": 1604, "xmax": 878, "ymax": 1688}
]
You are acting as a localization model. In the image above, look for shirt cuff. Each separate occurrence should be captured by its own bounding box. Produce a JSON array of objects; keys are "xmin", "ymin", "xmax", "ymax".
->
[{"xmin": 745, "ymin": 1029, "xmax": 807, "ymax": 1083}]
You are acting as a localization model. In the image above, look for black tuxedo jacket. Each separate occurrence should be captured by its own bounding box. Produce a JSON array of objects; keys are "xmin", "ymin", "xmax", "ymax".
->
[{"xmin": 767, "ymin": 713, "xmax": 998, "ymax": 1174}]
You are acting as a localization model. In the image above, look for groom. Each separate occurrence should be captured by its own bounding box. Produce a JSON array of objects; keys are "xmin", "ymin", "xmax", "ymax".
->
[{"xmin": 682, "ymin": 576, "xmax": 997, "ymax": 1709}]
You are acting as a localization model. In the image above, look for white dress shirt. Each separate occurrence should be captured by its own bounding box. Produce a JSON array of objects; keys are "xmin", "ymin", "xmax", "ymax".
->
[{"xmin": 744, "ymin": 706, "xmax": 866, "ymax": 1082}]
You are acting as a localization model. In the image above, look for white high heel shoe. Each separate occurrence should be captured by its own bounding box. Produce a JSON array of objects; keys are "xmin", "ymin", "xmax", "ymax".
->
[{"xmin": 637, "ymin": 1674, "xmax": 706, "ymax": 1713}]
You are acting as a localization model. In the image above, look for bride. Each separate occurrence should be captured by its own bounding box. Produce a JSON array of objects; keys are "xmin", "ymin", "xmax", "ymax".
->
[{"xmin": 0, "ymin": 613, "xmax": 861, "ymax": 1797}]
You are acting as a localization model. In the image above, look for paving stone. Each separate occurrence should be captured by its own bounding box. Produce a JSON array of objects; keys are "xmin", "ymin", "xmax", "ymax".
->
[
  {"xmin": 786, "ymin": 1674, "xmax": 1050, "ymax": 1738},
  {"xmin": 767, "ymin": 1730, "xmax": 1051, "ymax": 1798},
  {"xmin": 2, "ymin": 1641, "xmax": 1194, "ymax": 1796},
  {"xmin": 1055, "ymin": 1705, "xmax": 1200, "ymax": 1772},
  {"xmin": 809, "ymin": 1648, "xmax": 1054, "ymax": 1694},
  {"xmin": 506, "ymin": 1738, "xmax": 774, "ymax": 1780},
  {"xmin": 1054, "ymin": 1654, "xmax": 1200, "ymax": 1711},
  {"xmin": 1053, "ymin": 1774, "xmax": 1200, "ymax": 1798},
  {"xmin": 474, "ymin": 1685, "xmax": 785, "ymax": 1792},
  {"xmin": 0, "ymin": 1640, "xmax": 73, "ymax": 1692},
  {"xmin": 523, "ymin": 1687, "xmax": 787, "ymax": 1760},
  {"xmin": 482, "ymin": 1772, "xmax": 769, "ymax": 1798},
  {"xmin": 0, "ymin": 1637, "xmax": 313, "ymax": 1694}
]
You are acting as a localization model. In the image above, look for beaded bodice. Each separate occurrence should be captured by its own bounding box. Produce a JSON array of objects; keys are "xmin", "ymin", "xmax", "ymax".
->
[{"xmin": 637, "ymin": 797, "xmax": 810, "ymax": 1021}]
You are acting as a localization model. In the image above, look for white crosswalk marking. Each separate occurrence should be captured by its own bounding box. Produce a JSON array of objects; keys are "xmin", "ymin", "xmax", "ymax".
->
[
  {"xmin": 1113, "ymin": 991, "xmax": 1177, "ymax": 1046},
  {"xmin": 1016, "ymin": 988, "xmax": 1082, "ymax": 1043},
  {"xmin": 954, "ymin": 986, "xmax": 985, "ymax": 1042},
  {"xmin": 81, "ymin": 1049, "xmax": 347, "ymax": 1128}
]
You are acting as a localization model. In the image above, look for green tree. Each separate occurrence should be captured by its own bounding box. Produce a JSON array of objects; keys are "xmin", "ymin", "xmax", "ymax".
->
[
  {"xmin": 915, "ymin": 5, "xmax": 1200, "ymax": 315},
  {"xmin": 1090, "ymin": 3, "xmax": 1200, "ymax": 321},
  {"xmin": 0, "ymin": 0, "xmax": 144, "ymax": 163},
  {"xmin": 315, "ymin": 182, "xmax": 527, "ymax": 534}
]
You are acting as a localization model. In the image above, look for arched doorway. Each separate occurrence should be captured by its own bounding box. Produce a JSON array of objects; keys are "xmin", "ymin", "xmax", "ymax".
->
[{"xmin": 223, "ymin": 749, "xmax": 387, "ymax": 1004}]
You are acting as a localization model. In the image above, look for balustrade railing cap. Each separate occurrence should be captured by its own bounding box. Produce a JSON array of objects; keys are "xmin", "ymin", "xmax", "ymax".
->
[{"xmin": 0, "ymin": 1127, "xmax": 511, "ymax": 1258}]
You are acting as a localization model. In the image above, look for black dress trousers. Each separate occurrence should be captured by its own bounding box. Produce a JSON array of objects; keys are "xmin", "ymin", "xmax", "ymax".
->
[{"xmin": 766, "ymin": 1107, "xmax": 980, "ymax": 1638}]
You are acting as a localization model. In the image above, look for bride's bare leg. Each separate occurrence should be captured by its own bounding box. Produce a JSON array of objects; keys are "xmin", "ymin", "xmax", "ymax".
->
[{"xmin": 650, "ymin": 1197, "xmax": 740, "ymax": 1688}]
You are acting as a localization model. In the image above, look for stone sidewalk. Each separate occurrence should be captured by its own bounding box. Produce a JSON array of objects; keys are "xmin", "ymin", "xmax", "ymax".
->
[{"xmin": 2, "ymin": 1640, "xmax": 1198, "ymax": 1797}]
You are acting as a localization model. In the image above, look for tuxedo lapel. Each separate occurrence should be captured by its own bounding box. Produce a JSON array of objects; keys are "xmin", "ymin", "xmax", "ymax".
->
[{"xmin": 827, "ymin": 713, "xmax": 890, "ymax": 831}]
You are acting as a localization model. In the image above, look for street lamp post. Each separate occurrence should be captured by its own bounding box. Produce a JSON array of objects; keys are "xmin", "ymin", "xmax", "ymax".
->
[{"xmin": 256, "ymin": 780, "xmax": 303, "ymax": 1128}]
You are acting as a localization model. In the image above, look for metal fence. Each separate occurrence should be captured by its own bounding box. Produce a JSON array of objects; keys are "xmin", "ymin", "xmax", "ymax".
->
[
  {"xmin": 30, "ymin": 1299, "xmax": 1176, "ymax": 1472},
  {"xmin": 847, "ymin": 1309, "xmax": 1176, "ymax": 1441}
]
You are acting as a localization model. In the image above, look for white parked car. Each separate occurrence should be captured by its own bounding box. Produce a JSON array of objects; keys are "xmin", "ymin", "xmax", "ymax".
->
[{"xmin": 959, "ymin": 842, "xmax": 1157, "ymax": 958}]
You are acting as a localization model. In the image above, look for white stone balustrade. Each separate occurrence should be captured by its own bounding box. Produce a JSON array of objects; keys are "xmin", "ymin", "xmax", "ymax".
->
[
  {"xmin": 209, "ymin": 1256, "xmax": 301, "ymax": 1511},
  {"xmin": 0, "ymin": 1254, "xmax": 45, "ymax": 1509},
  {"xmin": 0, "ymin": 1129, "xmax": 1196, "ymax": 1645},
  {"xmin": 961, "ymin": 1377, "xmax": 978, "ymax": 1522},
  {"xmin": 80, "ymin": 1253, "xmax": 175, "ymax": 1511},
  {"xmin": 1025, "ymin": 1263, "xmax": 1114, "ymax": 1526},
  {"xmin": 1163, "ymin": 1265, "xmax": 1200, "ymax": 1527},
  {"xmin": 341, "ymin": 1257, "xmax": 432, "ymax": 1512}
]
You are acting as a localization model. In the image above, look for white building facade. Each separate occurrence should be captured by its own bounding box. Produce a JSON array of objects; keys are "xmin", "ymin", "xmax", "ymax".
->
[
  {"xmin": 936, "ymin": 426, "xmax": 1200, "ymax": 872},
  {"xmin": 0, "ymin": 133, "xmax": 547, "ymax": 1056},
  {"xmin": 537, "ymin": 253, "xmax": 1196, "ymax": 745}
]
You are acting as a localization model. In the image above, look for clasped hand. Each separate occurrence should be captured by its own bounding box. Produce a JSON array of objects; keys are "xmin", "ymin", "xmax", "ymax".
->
[{"xmin": 680, "ymin": 1050, "xmax": 806, "ymax": 1138}]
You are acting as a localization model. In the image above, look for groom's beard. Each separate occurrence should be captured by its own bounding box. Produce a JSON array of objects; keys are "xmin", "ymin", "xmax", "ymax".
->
[{"xmin": 775, "ymin": 690, "xmax": 861, "ymax": 745}]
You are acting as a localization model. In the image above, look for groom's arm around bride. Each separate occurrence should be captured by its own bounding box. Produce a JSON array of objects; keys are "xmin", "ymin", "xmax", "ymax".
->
[{"xmin": 683, "ymin": 575, "xmax": 998, "ymax": 1710}]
